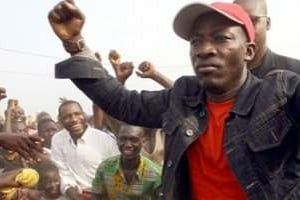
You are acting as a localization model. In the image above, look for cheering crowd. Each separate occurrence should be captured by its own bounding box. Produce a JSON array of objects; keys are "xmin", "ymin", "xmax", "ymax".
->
[{"xmin": 1, "ymin": 0, "xmax": 300, "ymax": 199}]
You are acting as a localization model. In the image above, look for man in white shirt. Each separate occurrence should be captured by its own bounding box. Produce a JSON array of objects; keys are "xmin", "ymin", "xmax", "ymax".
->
[{"xmin": 51, "ymin": 100, "xmax": 119, "ymax": 200}]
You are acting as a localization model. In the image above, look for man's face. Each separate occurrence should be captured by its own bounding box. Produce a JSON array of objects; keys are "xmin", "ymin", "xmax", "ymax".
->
[
  {"xmin": 117, "ymin": 126, "xmax": 144, "ymax": 160},
  {"xmin": 39, "ymin": 121, "xmax": 58, "ymax": 148},
  {"xmin": 189, "ymin": 13, "xmax": 251, "ymax": 94},
  {"xmin": 234, "ymin": 0, "xmax": 269, "ymax": 53},
  {"xmin": 59, "ymin": 103, "xmax": 87, "ymax": 137}
]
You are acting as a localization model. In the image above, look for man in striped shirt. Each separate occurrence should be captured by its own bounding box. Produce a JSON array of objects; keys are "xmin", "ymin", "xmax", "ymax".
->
[{"xmin": 92, "ymin": 124, "xmax": 161, "ymax": 200}]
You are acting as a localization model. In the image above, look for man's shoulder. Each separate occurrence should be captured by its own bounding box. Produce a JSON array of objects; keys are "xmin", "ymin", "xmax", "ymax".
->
[
  {"xmin": 272, "ymin": 51, "xmax": 300, "ymax": 74},
  {"xmin": 99, "ymin": 155, "xmax": 120, "ymax": 170}
]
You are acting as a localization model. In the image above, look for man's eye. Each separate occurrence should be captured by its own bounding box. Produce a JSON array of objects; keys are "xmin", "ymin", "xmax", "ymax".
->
[
  {"xmin": 214, "ymin": 35, "xmax": 230, "ymax": 42},
  {"xmin": 190, "ymin": 38, "xmax": 201, "ymax": 45}
]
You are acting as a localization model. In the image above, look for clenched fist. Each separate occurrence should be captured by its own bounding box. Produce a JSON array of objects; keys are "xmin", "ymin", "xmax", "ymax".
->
[{"xmin": 48, "ymin": 0, "xmax": 85, "ymax": 41}]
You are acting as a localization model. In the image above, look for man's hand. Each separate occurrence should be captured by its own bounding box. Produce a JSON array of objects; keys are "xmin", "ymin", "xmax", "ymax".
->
[
  {"xmin": 116, "ymin": 62, "xmax": 134, "ymax": 85},
  {"xmin": 0, "ymin": 169, "xmax": 22, "ymax": 188},
  {"xmin": 0, "ymin": 88, "xmax": 6, "ymax": 101},
  {"xmin": 48, "ymin": 0, "xmax": 85, "ymax": 41},
  {"xmin": 108, "ymin": 50, "xmax": 133, "ymax": 84},
  {"xmin": 136, "ymin": 61, "xmax": 174, "ymax": 89},
  {"xmin": 108, "ymin": 50, "xmax": 121, "ymax": 69},
  {"xmin": 136, "ymin": 61, "xmax": 157, "ymax": 79},
  {"xmin": 0, "ymin": 134, "xmax": 44, "ymax": 162}
]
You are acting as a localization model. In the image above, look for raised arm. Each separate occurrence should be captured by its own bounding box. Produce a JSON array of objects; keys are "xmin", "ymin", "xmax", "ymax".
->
[
  {"xmin": 48, "ymin": 0, "xmax": 170, "ymax": 128},
  {"xmin": 108, "ymin": 50, "xmax": 134, "ymax": 85},
  {"xmin": 136, "ymin": 61, "xmax": 174, "ymax": 89}
]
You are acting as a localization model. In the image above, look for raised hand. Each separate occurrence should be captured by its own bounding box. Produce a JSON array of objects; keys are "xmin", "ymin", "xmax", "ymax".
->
[
  {"xmin": 116, "ymin": 62, "xmax": 134, "ymax": 84},
  {"xmin": 136, "ymin": 61, "xmax": 174, "ymax": 89},
  {"xmin": 136, "ymin": 61, "xmax": 157, "ymax": 79},
  {"xmin": 108, "ymin": 50, "xmax": 134, "ymax": 84},
  {"xmin": 108, "ymin": 50, "xmax": 121, "ymax": 69},
  {"xmin": 48, "ymin": 0, "xmax": 85, "ymax": 41}
]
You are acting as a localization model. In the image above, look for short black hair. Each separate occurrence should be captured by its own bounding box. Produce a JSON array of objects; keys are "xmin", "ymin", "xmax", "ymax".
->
[
  {"xmin": 34, "ymin": 162, "xmax": 59, "ymax": 179},
  {"xmin": 58, "ymin": 100, "xmax": 83, "ymax": 117}
]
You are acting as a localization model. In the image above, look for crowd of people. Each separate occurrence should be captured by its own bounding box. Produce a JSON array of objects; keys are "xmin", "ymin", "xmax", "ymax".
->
[
  {"xmin": 1, "ymin": 0, "xmax": 300, "ymax": 199},
  {"xmin": 0, "ymin": 48, "xmax": 168, "ymax": 199}
]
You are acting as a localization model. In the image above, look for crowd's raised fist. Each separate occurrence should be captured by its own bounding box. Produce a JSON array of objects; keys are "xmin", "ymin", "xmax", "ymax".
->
[{"xmin": 48, "ymin": 0, "xmax": 85, "ymax": 41}]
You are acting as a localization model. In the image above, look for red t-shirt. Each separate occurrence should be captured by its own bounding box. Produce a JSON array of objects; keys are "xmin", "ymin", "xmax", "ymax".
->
[{"xmin": 186, "ymin": 99, "xmax": 248, "ymax": 200}]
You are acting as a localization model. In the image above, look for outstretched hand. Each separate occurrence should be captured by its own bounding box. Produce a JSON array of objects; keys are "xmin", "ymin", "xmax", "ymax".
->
[
  {"xmin": 136, "ymin": 61, "xmax": 157, "ymax": 79},
  {"xmin": 0, "ymin": 133, "xmax": 44, "ymax": 162},
  {"xmin": 48, "ymin": 0, "xmax": 85, "ymax": 41}
]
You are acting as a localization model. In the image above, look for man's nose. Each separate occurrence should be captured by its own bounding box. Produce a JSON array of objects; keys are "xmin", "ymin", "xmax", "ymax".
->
[
  {"xmin": 195, "ymin": 41, "xmax": 217, "ymax": 58},
  {"xmin": 124, "ymin": 140, "xmax": 132, "ymax": 147},
  {"xmin": 70, "ymin": 114, "xmax": 79, "ymax": 122}
]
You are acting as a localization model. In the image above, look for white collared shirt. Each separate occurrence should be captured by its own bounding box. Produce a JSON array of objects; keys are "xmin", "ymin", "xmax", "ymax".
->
[{"xmin": 50, "ymin": 126, "xmax": 119, "ymax": 193}]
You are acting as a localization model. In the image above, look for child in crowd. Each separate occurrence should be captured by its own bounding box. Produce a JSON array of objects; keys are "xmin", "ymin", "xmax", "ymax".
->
[{"xmin": 34, "ymin": 162, "xmax": 67, "ymax": 200}]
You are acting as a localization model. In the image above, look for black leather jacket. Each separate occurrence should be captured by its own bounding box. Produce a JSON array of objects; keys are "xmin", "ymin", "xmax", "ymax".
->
[{"xmin": 56, "ymin": 56, "xmax": 300, "ymax": 200}]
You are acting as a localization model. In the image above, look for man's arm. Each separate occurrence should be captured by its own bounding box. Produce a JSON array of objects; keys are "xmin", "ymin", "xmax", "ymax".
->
[
  {"xmin": 136, "ymin": 61, "xmax": 174, "ymax": 89},
  {"xmin": 0, "ymin": 169, "xmax": 21, "ymax": 188},
  {"xmin": 48, "ymin": 0, "xmax": 170, "ymax": 128},
  {"xmin": 92, "ymin": 50, "xmax": 133, "ymax": 131}
]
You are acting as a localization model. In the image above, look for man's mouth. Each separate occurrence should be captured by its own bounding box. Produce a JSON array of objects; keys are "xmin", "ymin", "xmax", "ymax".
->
[{"xmin": 196, "ymin": 63, "xmax": 219, "ymax": 74}]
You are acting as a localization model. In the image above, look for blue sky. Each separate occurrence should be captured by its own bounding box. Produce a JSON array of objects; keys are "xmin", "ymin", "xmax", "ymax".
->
[{"xmin": 1, "ymin": 0, "xmax": 300, "ymax": 119}]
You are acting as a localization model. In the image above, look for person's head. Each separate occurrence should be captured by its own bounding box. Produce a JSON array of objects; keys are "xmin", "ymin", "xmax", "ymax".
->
[
  {"xmin": 58, "ymin": 100, "xmax": 87, "ymax": 139},
  {"xmin": 37, "ymin": 119, "xmax": 58, "ymax": 148},
  {"xmin": 36, "ymin": 111, "xmax": 52, "ymax": 124},
  {"xmin": 117, "ymin": 124, "xmax": 146, "ymax": 161},
  {"xmin": 173, "ymin": 2, "xmax": 255, "ymax": 99},
  {"xmin": 35, "ymin": 162, "xmax": 61, "ymax": 199},
  {"xmin": 234, "ymin": 0, "xmax": 270, "ymax": 65}
]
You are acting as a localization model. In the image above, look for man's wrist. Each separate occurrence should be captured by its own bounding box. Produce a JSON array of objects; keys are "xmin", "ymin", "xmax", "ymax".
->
[{"xmin": 62, "ymin": 35, "xmax": 86, "ymax": 55}]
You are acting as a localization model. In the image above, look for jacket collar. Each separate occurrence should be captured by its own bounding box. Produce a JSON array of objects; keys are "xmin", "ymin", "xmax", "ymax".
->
[
  {"xmin": 183, "ymin": 72, "xmax": 262, "ymax": 116},
  {"xmin": 183, "ymin": 89, "xmax": 205, "ymax": 108},
  {"xmin": 231, "ymin": 72, "xmax": 262, "ymax": 116}
]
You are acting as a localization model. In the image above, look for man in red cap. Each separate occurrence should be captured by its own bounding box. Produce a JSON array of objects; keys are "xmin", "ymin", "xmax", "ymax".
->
[{"xmin": 48, "ymin": 1, "xmax": 300, "ymax": 199}]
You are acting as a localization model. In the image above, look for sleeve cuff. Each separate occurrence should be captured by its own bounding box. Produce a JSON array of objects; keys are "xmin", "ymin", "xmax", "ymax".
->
[{"xmin": 55, "ymin": 56, "xmax": 108, "ymax": 79}]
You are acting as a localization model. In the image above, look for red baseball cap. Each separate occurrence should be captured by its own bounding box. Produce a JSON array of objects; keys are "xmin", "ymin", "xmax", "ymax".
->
[{"xmin": 173, "ymin": 2, "xmax": 255, "ymax": 43}]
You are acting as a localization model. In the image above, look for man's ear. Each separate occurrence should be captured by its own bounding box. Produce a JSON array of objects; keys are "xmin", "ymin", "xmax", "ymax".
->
[
  {"xmin": 266, "ymin": 17, "xmax": 271, "ymax": 30},
  {"xmin": 245, "ymin": 42, "xmax": 256, "ymax": 62}
]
